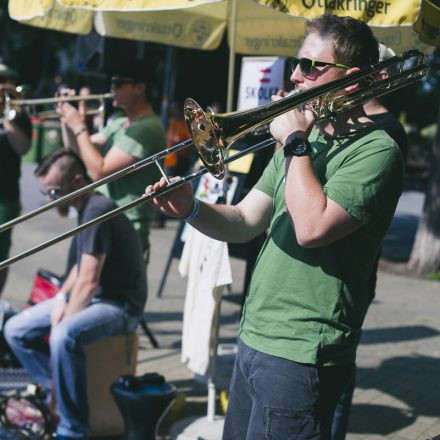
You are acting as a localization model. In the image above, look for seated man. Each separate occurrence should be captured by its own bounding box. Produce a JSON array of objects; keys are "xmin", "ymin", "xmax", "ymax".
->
[{"xmin": 4, "ymin": 148, "xmax": 147, "ymax": 440}]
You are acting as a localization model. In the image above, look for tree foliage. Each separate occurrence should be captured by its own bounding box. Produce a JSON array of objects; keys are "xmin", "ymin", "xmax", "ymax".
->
[
  {"xmin": 408, "ymin": 104, "xmax": 440, "ymax": 275},
  {"xmin": 406, "ymin": 49, "xmax": 440, "ymax": 275}
]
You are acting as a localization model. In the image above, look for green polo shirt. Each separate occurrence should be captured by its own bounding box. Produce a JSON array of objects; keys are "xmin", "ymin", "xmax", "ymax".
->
[
  {"xmin": 239, "ymin": 127, "xmax": 404, "ymax": 366},
  {"xmin": 99, "ymin": 114, "xmax": 166, "ymax": 250}
]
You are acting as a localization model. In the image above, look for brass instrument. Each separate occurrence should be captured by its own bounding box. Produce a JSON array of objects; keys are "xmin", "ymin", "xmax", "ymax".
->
[
  {"xmin": 0, "ymin": 85, "xmax": 26, "ymax": 120},
  {"xmin": 1, "ymin": 90, "xmax": 114, "ymax": 128},
  {"xmin": 185, "ymin": 49, "xmax": 428, "ymax": 179},
  {"xmin": 0, "ymin": 50, "xmax": 429, "ymax": 270}
]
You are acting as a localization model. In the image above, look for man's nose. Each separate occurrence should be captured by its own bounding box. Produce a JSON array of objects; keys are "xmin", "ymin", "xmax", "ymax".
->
[{"xmin": 290, "ymin": 66, "xmax": 303, "ymax": 84}]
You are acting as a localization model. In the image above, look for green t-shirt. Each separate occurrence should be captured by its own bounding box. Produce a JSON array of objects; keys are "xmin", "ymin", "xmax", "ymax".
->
[
  {"xmin": 240, "ymin": 127, "xmax": 404, "ymax": 366},
  {"xmin": 99, "ymin": 114, "xmax": 166, "ymax": 249}
]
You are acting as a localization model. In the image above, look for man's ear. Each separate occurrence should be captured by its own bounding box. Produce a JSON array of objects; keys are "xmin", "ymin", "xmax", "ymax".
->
[
  {"xmin": 344, "ymin": 67, "xmax": 361, "ymax": 93},
  {"xmin": 376, "ymin": 69, "xmax": 389, "ymax": 81},
  {"xmin": 72, "ymin": 173, "xmax": 84, "ymax": 187},
  {"xmin": 135, "ymin": 82, "xmax": 146, "ymax": 96}
]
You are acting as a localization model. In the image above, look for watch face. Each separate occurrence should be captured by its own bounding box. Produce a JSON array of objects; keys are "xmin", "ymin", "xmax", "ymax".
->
[
  {"xmin": 294, "ymin": 140, "xmax": 309, "ymax": 155},
  {"xmin": 283, "ymin": 137, "xmax": 311, "ymax": 157}
]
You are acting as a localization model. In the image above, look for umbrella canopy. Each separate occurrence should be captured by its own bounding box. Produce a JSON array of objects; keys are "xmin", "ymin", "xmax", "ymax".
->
[
  {"xmin": 8, "ymin": 0, "xmax": 438, "ymax": 111},
  {"xmin": 9, "ymin": 0, "xmax": 305, "ymax": 55},
  {"xmin": 8, "ymin": 0, "xmax": 308, "ymax": 110},
  {"xmin": 255, "ymin": 0, "xmax": 439, "ymax": 53},
  {"xmin": 8, "ymin": 0, "xmax": 93, "ymax": 34},
  {"xmin": 11, "ymin": 0, "xmax": 437, "ymax": 53}
]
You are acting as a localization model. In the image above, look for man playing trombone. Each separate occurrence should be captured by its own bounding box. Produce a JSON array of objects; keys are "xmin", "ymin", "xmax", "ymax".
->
[
  {"xmin": 0, "ymin": 62, "xmax": 31, "ymax": 295},
  {"xmin": 56, "ymin": 60, "xmax": 166, "ymax": 260},
  {"xmin": 146, "ymin": 14, "xmax": 405, "ymax": 439}
]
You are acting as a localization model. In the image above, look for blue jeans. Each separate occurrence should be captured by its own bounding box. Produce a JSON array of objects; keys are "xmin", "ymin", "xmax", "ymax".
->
[
  {"xmin": 223, "ymin": 339, "xmax": 354, "ymax": 440},
  {"xmin": 4, "ymin": 297, "xmax": 141, "ymax": 439}
]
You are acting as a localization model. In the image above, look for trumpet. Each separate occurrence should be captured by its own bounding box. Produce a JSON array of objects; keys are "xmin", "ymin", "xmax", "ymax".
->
[
  {"xmin": 0, "ymin": 50, "xmax": 429, "ymax": 270},
  {"xmin": 1, "ymin": 89, "xmax": 114, "ymax": 125},
  {"xmin": 0, "ymin": 85, "xmax": 26, "ymax": 120}
]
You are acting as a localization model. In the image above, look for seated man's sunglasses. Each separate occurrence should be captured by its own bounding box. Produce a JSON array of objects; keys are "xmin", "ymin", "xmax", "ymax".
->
[
  {"xmin": 39, "ymin": 187, "xmax": 64, "ymax": 199},
  {"xmin": 111, "ymin": 76, "xmax": 136, "ymax": 88},
  {"xmin": 290, "ymin": 57, "xmax": 351, "ymax": 77}
]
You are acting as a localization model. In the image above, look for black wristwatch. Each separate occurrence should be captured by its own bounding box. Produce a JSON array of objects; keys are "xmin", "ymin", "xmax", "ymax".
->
[{"xmin": 283, "ymin": 135, "xmax": 311, "ymax": 158}]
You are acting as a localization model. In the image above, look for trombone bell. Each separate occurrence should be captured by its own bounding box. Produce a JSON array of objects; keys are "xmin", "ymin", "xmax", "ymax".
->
[{"xmin": 184, "ymin": 98, "xmax": 226, "ymax": 179}]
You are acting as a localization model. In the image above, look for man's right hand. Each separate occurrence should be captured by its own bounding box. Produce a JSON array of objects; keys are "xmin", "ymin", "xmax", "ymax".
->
[{"xmin": 145, "ymin": 176, "xmax": 195, "ymax": 219}]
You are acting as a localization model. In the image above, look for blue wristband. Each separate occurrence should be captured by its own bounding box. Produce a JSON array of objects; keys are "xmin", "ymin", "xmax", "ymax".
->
[{"xmin": 182, "ymin": 198, "xmax": 200, "ymax": 222}]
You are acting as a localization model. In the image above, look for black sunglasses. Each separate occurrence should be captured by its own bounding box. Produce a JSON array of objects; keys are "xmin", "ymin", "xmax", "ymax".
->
[
  {"xmin": 40, "ymin": 187, "xmax": 64, "ymax": 199},
  {"xmin": 290, "ymin": 56, "xmax": 351, "ymax": 77},
  {"xmin": 111, "ymin": 77, "xmax": 136, "ymax": 88}
]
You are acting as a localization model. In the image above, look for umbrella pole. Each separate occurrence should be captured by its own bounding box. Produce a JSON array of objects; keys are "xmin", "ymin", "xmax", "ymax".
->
[
  {"xmin": 207, "ymin": 287, "xmax": 223, "ymax": 421},
  {"xmin": 225, "ymin": 0, "xmax": 238, "ymax": 181},
  {"xmin": 226, "ymin": 0, "xmax": 238, "ymax": 112},
  {"xmin": 160, "ymin": 46, "xmax": 176, "ymax": 129}
]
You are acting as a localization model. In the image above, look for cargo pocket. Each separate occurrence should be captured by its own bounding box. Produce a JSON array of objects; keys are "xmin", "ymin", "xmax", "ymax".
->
[{"xmin": 264, "ymin": 406, "xmax": 320, "ymax": 440}]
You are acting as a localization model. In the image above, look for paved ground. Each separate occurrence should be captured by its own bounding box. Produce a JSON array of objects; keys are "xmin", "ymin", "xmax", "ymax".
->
[{"xmin": 2, "ymin": 164, "xmax": 439, "ymax": 439}]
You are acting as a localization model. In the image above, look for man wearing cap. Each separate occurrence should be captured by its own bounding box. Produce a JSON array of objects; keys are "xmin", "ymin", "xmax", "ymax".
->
[
  {"xmin": 57, "ymin": 60, "xmax": 166, "ymax": 259},
  {"xmin": 0, "ymin": 62, "xmax": 31, "ymax": 294}
]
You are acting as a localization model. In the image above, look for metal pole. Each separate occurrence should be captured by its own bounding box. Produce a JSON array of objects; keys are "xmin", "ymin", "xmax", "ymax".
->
[{"xmin": 226, "ymin": 0, "xmax": 238, "ymax": 113}]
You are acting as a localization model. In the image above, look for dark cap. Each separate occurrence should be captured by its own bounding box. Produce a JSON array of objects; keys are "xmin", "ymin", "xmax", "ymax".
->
[
  {"xmin": 0, "ymin": 62, "xmax": 17, "ymax": 78},
  {"xmin": 105, "ymin": 59, "xmax": 151, "ymax": 84}
]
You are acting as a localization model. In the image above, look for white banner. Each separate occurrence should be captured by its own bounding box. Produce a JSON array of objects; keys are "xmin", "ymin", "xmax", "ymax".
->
[{"xmin": 237, "ymin": 56, "xmax": 286, "ymax": 111}]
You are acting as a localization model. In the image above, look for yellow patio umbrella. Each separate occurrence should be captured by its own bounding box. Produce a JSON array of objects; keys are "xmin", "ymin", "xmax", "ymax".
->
[
  {"xmin": 49, "ymin": 0, "xmax": 440, "ymax": 54},
  {"xmin": 8, "ymin": 0, "xmax": 438, "ymax": 110},
  {"xmin": 8, "ymin": 0, "xmax": 307, "ymax": 110},
  {"xmin": 53, "ymin": 0, "xmax": 306, "ymax": 55},
  {"xmin": 10, "ymin": 0, "xmax": 438, "ymax": 53},
  {"xmin": 8, "ymin": 0, "xmax": 93, "ymax": 34},
  {"xmin": 255, "ymin": 0, "xmax": 439, "ymax": 52}
]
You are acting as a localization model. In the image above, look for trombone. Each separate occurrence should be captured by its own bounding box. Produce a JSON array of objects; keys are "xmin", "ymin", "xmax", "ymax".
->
[{"xmin": 0, "ymin": 50, "xmax": 429, "ymax": 270}]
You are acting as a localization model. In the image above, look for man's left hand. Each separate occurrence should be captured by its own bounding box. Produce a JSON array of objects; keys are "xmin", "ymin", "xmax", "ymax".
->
[{"xmin": 269, "ymin": 95, "xmax": 315, "ymax": 144}]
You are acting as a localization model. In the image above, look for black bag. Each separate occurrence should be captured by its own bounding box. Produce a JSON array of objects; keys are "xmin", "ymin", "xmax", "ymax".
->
[
  {"xmin": 115, "ymin": 372, "xmax": 166, "ymax": 390},
  {"xmin": 0, "ymin": 426, "xmax": 34, "ymax": 439},
  {"xmin": 0, "ymin": 300, "xmax": 20, "ymax": 368}
]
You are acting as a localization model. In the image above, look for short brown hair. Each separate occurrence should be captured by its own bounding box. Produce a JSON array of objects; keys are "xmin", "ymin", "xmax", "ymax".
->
[
  {"xmin": 35, "ymin": 148, "xmax": 88, "ymax": 181},
  {"xmin": 307, "ymin": 14, "xmax": 379, "ymax": 68}
]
